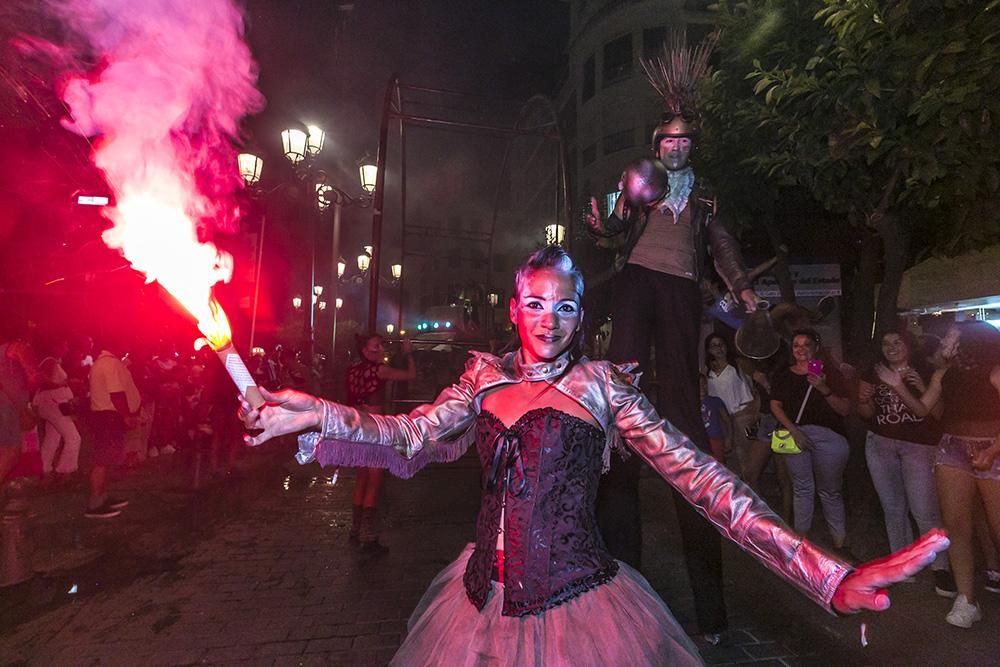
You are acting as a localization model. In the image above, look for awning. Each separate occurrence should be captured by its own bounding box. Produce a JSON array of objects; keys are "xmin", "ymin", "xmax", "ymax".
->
[{"xmin": 898, "ymin": 245, "xmax": 1000, "ymax": 315}]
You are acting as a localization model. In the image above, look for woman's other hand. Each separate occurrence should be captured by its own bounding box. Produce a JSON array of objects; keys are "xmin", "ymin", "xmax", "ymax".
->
[
  {"xmin": 857, "ymin": 380, "xmax": 875, "ymax": 404},
  {"xmin": 900, "ymin": 367, "xmax": 926, "ymax": 393},
  {"xmin": 239, "ymin": 387, "xmax": 323, "ymax": 447},
  {"xmin": 790, "ymin": 426, "xmax": 814, "ymax": 451},
  {"xmin": 874, "ymin": 364, "xmax": 903, "ymax": 389},
  {"xmin": 971, "ymin": 442, "xmax": 1000, "ymax": 471},
  {"xmin": 831, "ymin": 529, "xmax": 950, "ymax": 614}
]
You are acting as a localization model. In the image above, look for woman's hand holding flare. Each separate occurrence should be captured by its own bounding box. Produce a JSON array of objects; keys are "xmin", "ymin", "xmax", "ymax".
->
[
  {"xmin": 830, "ymin": 529, "xmax": 950, "ymax": 614},
  {"xmin": 239, "ymin": 387, "xmax": 323, "ymax": 447}
]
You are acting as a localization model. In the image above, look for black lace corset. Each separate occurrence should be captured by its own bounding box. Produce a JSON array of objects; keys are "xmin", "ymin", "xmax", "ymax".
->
[{"xmin": 463, "ymin": 407, "xmax": 619, "ymax": 617}]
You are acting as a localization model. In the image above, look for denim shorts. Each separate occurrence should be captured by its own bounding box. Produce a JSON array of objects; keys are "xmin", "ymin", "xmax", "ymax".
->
[{"xmin": 936, "ymin": 434, "xmax": 1000, "ymax": 481}]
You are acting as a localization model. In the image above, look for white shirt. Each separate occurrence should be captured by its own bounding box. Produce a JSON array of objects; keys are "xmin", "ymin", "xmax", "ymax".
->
[{"xmin": 707, "ymin": 364, "xmax": 755, "ymax": 414}]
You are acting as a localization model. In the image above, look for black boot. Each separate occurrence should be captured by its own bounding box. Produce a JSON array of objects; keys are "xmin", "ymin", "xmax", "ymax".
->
[{"xmin": 359, "ymin": 506, "xmax": 388, "ymax": 555}]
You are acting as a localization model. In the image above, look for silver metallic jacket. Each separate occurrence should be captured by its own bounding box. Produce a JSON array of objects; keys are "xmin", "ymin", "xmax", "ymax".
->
[{"xmin": 298, "ymin": 350, "xmax": 851, "ymax": 611}]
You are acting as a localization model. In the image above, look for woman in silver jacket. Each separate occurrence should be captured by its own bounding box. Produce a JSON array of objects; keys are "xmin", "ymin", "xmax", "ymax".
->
[{"xmin": 242, "ymin": 246, "xmax": 946, "ymax": 666}]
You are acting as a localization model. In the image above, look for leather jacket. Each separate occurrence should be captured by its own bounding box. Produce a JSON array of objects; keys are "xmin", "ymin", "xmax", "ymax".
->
[
  {"xmin": 298, "ymin": 350, "xmax": 851, "ymax": 612},
  {"xmin": 589, "ymin": 179, "xmax": 752, "ymax": 294}
]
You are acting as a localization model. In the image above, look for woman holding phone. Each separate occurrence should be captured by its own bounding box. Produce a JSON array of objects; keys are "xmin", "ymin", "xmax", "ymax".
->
[{"xmin": 770, "ymin": 329, "xmax": 854, "ymax": 555}]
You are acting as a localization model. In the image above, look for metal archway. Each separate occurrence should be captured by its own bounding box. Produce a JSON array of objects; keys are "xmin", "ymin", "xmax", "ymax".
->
[{"xmin": 369, "ymin": 74, "xmax": 569, "ymax": 334}]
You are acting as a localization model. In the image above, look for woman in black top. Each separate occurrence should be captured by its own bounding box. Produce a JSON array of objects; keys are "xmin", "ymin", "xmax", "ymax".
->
[
  {"xmin": 859, "ymin": 329, "xmax": 952, "ymax": 597},
  {"xmin": 770, "ymin": 329, "xmax": 853, "ymax": 552},
  {"xmin": 882, "ymin": 321, "xmax": 1000, "ymax": 628}
]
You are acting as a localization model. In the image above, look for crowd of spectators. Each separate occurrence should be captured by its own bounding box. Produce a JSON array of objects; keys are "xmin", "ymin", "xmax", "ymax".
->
[
  {"xmin": 2, "ymin": 313, "xmax": 998, "ymax": 629},
  {"xmin": 0, "ymin": 323, "xmax": 313, "ymax": 519},
  {"xmin": 699, "ymin": 319, "xmax": 1000, "ymax": 629}
]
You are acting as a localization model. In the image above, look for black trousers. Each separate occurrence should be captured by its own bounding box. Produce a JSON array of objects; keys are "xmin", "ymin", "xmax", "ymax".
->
[{"xmin": 595, "ymin": 264, "xmax": 727, "ymax": 634}]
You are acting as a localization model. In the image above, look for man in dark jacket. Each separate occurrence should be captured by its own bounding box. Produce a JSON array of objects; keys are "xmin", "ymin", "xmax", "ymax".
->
[{"xmin": 585, "ymin": 35, "xmax": 759, "ymax": 643}]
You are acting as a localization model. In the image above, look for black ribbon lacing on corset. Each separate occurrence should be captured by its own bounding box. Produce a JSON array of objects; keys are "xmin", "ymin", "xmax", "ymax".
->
[{"xmin": 485, "ymin": 431, "xmax": 526, "ymax": 497}]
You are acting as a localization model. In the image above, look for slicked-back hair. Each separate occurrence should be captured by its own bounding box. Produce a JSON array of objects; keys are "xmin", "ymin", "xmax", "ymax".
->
[{"xmin": 512, "ymin": 245, "xmax": 584, "ymax": 305}]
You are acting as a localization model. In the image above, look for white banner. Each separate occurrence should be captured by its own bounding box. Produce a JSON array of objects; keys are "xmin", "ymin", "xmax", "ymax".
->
[{"xmin": 754, "ymin": 264, "xmax": 841, "ymax": 300}]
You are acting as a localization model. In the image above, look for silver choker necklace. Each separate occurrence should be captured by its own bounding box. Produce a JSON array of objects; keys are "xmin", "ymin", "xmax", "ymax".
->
[{"xmin": 513, "ymin": 350, "xmax": 572, "ymax": 382}]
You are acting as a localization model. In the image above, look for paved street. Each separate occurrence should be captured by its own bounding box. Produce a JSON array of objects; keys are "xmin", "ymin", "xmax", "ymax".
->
[{"xmin": 1, "ymin": 440, "xmax": 998, "ymax": 666}]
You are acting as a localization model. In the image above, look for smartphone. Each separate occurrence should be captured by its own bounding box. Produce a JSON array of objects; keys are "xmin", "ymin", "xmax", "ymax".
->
[{"xmin": 808, "ymin": 358, "xmax": 824, "ymax": 375}]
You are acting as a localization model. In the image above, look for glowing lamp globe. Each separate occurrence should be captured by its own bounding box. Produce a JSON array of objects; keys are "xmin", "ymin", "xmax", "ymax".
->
[
  {"xmin": 281, "ymin": 129, "xmax": 308, "ymax": 164},
  {"xmin": 306, "ymin": 125, "xmax": 326, "ymax": 155},
  {"xmin": 357, "ymin": 253, "xmax": 371, "ymax": 272},
  {"xmin": 237, "ymin": 153, "xmax": 263, "ymax": 186},
  {"xmin": 359, "ymin": 162, "xmax": 377, "ymax": 194}
]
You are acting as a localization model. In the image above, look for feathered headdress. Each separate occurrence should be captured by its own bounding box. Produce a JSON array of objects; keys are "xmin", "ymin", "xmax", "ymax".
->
[{"xmin": 642, "ymin": 30, "xmax": 718, "ymax": 140}]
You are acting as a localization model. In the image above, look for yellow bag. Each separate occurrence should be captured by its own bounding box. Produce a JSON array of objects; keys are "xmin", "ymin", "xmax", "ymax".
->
[
  {"xmin": 770, "ymin": 429, "xmax": 801, "ymax": 455},
  {"xmin": 770, "ymin": 385, "xmax": 812, "ymax": 455}
]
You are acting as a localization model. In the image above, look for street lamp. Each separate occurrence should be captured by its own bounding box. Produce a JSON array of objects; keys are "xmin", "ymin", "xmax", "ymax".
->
[
  {"xmin": 363, "ymin": 244, "xmax": 373, "ymax": 257},
  {"xmin": 323, "ymin": 163, "xmax": 377, "ymax": 366},
  {"xmin": 316, "ymin": 182, "xmax": 333, "ymax": 210},
  {"xmin": 336, "ymin": 297, "xmax": 343, "ymax": 309},
  {"xmin": 545, "ymin": 223, "xmax": 566, "ymax": 246},
  {"xmin": 306, "ymin": 125, "xmax": 325, "ymax": 155},
  {"xmin": 292, "ymin": 296, "xmax": 303, "ymax": 309},
  {"xmin": 313, "ymin": 285, "xmax": 323, "ymax": 297},
  {"xmin": 487, "ymin": 292, "xmax": 499, "ymax": 307},
  {"xmin": 359, "ymin": 158, "xmax": 378, "ymax": 194},
  {"xmin": 239, "ymin": 151, "xmax": 265, "ymax": 351},
  {"xmin": 357, "ymin": 253, "xmax": 371, "ymax": 272},
  {"xmin": 280, "ymin": 129, "xmax": 307, "ymax": 164},
  {"xmin": 386, "ymin": 323, "xmax": 394, "ymax": 336},
  {"xmin": 238, "ymin": 153, "xmax": 263, "ymax": 186},
  {"xmin": 391, "ymin": 263, "xmax": 402, "ymax": 281},
  {"xmin": 318, "ymin": 301, "xmax": 327, "ymax": 311}
]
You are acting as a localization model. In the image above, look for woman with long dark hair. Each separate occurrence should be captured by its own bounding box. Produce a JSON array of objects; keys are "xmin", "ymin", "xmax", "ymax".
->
[
  {"xmin": 242, "ymin": 247, "xmax": 945, "ymax": 665},
  {"xmin": 859, "ymin": 328, "xmax": 954, "ymax": 597},
  {"xmin": 878, "ymin": 320, "xmax": 1000, "ymax": 627}
]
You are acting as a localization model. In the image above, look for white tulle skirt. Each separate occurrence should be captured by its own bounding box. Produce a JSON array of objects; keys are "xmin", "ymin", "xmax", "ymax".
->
[{"xmin": 389, "ymin": 544, "xmax": 703, "ymax": 666}]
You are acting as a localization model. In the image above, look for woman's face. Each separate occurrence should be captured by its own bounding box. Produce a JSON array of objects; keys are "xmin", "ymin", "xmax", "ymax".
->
[
  {"xmin": 791, "ymin": 335, "xmax": 817, "ymax": 364},
  {"xmin": 707, "ymin": 337, "xmax": 727, "ymax": 360},
  {"xmin": 881, "ymin": 333, "xmax": 910, "ymax": 366},
  {"xmin": 361, "ymin": 337, "xmax": 385, "ymax": 363},
  {"xmin": 510, "ymin": 267, "xmax": 582, "ymax": 364}
]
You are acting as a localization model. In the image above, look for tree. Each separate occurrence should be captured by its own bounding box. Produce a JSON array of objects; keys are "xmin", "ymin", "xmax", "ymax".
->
[{"xmin": 706, "ymin": 0, "xmax": 1000, "ymax": 360}]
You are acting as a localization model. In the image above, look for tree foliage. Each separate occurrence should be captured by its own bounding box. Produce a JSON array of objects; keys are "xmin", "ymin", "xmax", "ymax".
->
[{"xmin": 706, "ymin": 0, "xmax": 1000, "ymax": 256}]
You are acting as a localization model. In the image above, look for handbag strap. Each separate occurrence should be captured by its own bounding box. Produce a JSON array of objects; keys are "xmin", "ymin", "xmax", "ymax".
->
[{"xmin": 793, "ymin": 384, "xmax": 813, "ymax": 424}]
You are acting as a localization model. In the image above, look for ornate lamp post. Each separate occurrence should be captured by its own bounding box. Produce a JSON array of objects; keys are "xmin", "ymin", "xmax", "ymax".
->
[
  {"xmin": 282, "ymin": 124, "xmax": 326, "ymax": 389},
  {"xmin": 323, "ymin": 165, "xmax": 376, "ymax": 364},
  {"xmin": 238, "ymin": 152, "xmax": 265, "ymax": 350}
]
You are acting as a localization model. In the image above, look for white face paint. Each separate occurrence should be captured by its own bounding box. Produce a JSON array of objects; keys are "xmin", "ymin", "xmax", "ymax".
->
[
  {"xmin": 657, "ymin": 136, "xmax": 693, "ymax": 171},
  {"xmin": 509, "ymin": 268, "xmax": 582, "ymax": 364}
]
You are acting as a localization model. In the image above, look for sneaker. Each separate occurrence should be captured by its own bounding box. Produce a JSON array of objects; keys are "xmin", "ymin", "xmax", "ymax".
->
[
  {"xmin": 986, "ymin": 569, "xmax": 1000, "ymax": 594},
  {"xmin": 84, "ymin": 503, "xmax": 122, "ymax": 519},
  {"xmin": 106, "ymin": 497, "xmax": 129, "ymax": 510},
  {"xmin": 161, "ymin": 445, "xmax": 176, "ymax": 455},
  {"xmin": 934, "ymin": 570, "xmax": 958, "ymax": 598},
  {"xmin": 945, "ymin": 594, "xmax": 982, "ymax": 628}
]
